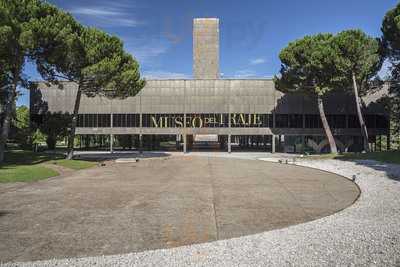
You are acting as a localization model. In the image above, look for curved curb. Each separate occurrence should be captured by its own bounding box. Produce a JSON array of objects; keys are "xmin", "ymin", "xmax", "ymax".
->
[{"xmin": 257, "ymin": 157, "xmax": 362, "ymax": 221}]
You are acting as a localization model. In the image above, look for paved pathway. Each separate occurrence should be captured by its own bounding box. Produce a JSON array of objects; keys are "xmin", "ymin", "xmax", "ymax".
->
[
  {"xmin": 1, "ymin": 154, "xmax": 400, "ymax": 266},
  {"xmin": 0, "ymin": 156, "xmax": 357, "ymax": 263}
]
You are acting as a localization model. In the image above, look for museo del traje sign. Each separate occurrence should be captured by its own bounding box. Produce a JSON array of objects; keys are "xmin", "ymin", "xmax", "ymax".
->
[{"xmin": 148, "ymin": 113, "xmax": 269, "ymax": 128}]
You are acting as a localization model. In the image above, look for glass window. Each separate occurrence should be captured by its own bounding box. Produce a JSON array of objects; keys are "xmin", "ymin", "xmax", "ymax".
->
[
  {"xmin": 113, "ymin": 114, "xmax": 127, "ymax": 127},
  {"xmin": 126, "ymin": 114, "xmax": 139, "ymax": 127},
  {"xmin": 98, "ymin": 114, "xmax": 111, "ymax": 127},
  {"xmin": 376, "ymin": 115, "xmax": 389, "ymax": 129},
  {"xmin": 348, "ymin": 115, "xmax": 360, "ymax": 128},
  {"xmin": 305, "ymin": 114, "xmax": 321, "ymax": 128},
  {"xmin": 275, "ymin": 114, "xmax": 289, "ymax": 128},
  {"xmin": 328, "ymin": 115, "xmax": 346, "ymax": 128},
  {"xmin": 288, "ymin": 114, "xmax": 303, "ymax": 128},
  {"xmin": 365, "ymin": 115, "xmax": 376, "ymax": 129}
]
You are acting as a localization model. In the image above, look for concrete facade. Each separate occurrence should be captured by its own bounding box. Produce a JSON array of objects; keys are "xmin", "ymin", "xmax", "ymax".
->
[
  {"xmin": 29, "ymin": 18, "xmax": 390, "ymax": 153},
  {"xmin": 31, "ymin": 80, "xmax": 389, "ymax": 137}
]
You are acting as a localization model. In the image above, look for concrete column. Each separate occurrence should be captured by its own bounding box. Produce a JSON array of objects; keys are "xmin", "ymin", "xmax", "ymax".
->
[
  {"xmin": 110, "ymin": 134, "xmax": 114, "ymax": 153},
  {"xmin": 272, "ymin": 135, "xmax": 276, "ymax": 153},
  {"xmin": 175, "ymin": 134, "xmax": 180, "ymax": 150},
  {"xmin": 228, "ymin": 134, "xmax": 231, "ymax": 153},
  {"xmin": 183, "ymin": 134, "xmax": 187, "ymax": 153},
  {"xmin": 139, "ymin": 134, "xmax": 143, "ymax": 154}
]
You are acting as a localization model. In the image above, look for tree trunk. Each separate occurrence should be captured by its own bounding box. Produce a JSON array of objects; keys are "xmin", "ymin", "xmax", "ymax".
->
[
  {"xmin": 46, "ymin": 135, "xmax": 57, "ymax": 150},
  {"xmin": 0, "ymin": 84, "xmax": 15, "ymax": 163},
  {"xmin": 317, "ymin": 95, "xmax": 338, "ymax": 154},
  {"xmin": 66, "ymin": 86, "xmax": 82, "ymax": 160},
  {"xmin": 352, "ymin": 72, "xmax": 369, "ymax": 152}
]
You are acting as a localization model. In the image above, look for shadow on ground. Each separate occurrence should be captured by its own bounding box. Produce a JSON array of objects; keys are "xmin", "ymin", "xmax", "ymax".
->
[
  {"xmin": 1, "ymin": 151, "xmax": 64, "ymax": 167},
  {"xmin": 73, "ymin": 151, "xmax": 171, "ymax": 161},
  {"xmin": 304, "ymin": 151, "xmax": 400, "ymax": 182},
  {"xmin": 338, "ymin": 159, "xmax": 400, "ymax": 182}
]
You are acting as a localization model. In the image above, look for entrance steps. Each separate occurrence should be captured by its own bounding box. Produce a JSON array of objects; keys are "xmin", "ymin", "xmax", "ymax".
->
[{"xmin": 192, "ymin": 134, "xmax": 220, "ymax": 150}]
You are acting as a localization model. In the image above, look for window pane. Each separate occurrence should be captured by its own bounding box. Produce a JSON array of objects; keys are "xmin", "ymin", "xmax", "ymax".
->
[{"xmin": 275, "ymin": 114, "xmax": 289, "ymax": 128}]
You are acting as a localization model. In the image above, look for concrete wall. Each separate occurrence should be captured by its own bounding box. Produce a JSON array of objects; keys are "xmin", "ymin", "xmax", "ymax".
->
[
  {"xmin": 32, "ymin": 79, "xmax": 277, "ymax": 115},
  {"xmin": 30, "ymin": 79, "xmax": 389, "ymax": 136},
  {"xmin": 31, "ymin": 79, "xmax": 387, "ymax": 115}
]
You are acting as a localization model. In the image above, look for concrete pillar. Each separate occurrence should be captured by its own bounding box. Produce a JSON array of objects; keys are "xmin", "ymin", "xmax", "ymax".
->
[
  {"xmin": 110, "ymin": 134, "xmax": 114, "ymax": 153},
  {"xmin": 193, "ymin": 18, "xmax": 219, "ymax": 79},
  {"xmin": 176, "ymin": 134, "xmax": 180, "ymax": 150},
  {"xmin": 228, "ymin": 134, "xmax": 232, "ymax": 153},
  {"xmin": 272, "ymin": 135, "xmax": 276, "ymax": 153},
  {"xmin": 139, "ymin": 134, "xmax": 143, "ymax": 154},
  {"xmin": 183, "ymin": 134, "xmax": 187, "ymax": 153}
]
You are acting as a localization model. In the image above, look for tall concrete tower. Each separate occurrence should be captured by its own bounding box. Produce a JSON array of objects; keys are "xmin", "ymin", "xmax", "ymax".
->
[{"xmin": 193, "ymin": 18, "xmax": 220, "ymax": 79}]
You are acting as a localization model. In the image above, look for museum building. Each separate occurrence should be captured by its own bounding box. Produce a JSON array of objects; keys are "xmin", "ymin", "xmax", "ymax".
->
[{"xmin": 30, "ymin": 18, "xmax": 390, "ymax": 153}]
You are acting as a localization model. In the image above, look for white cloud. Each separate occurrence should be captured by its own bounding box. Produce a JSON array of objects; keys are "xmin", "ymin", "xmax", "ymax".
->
[
  {"xmin": 132, "ymin": 45, "xmax": 168, "ymax": 61},
  {"xmin": 143, "ymin": 71, "xmax": 189, "ymax": 79},
  {"xmin": 226, "ymin": 69, "xmax": 273, "ymax": 79},
  {"xmin": 250, "ymin": 58, "xmax": 266, "ymax": 65},
  {"xmin": 69, "ymin": 6, "xmax": 142, "ymax": 27},
  {"xmin": 70, "ymin": 7, "xmax": 121, "ymax": 17},
  {"xmin": 123, "ymin": 37, "xmax": 171, "ymax": 65},
  {"xmin": 234, "ymin": 69, "xmax": 257, "ymax": 78}
]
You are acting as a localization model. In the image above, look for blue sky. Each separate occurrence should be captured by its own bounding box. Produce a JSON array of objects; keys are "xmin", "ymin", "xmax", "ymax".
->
[{"xmin": 19, "ymin": 0, "xmax": 398, "ymax": 106}]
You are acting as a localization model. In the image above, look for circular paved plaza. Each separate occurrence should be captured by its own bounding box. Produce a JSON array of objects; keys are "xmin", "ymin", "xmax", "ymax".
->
[{"xmin": 0, "ymin": 156, "xmax": 359, "ymax": 263}]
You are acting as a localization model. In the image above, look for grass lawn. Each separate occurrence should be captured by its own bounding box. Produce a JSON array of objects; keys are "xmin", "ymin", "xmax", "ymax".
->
[
  {"xmin": 306, "ymin": 151, "xmax": 400, "ymax": 165},
  {"xmin": 339, "ymin": 151, "xmax": 400, "ymax": 165},
  {"xmin": 0, "ymin": 165, "xmax": 58, "ymax": 183},
  {"xmin": 0, "ymin": 150, "xmax": 97, "ymax": 183}
]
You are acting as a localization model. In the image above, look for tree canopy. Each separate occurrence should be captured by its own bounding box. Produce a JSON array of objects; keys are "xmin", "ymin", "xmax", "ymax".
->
[
  {"xmin": 14, "ymin": 105, "xmax": 30, "ymax": 148},
  {"xmin": 331, "ymin": 30, "xmax": 382, "ymax": 152},
  {"xmin": 0, "ymin": 0, "xmax": 61, "ymax": 162},
  {"xmin": 29, "ymin": 22, "xmax": 145, "ymax": 98},
  {"xmin": 275, "ymin": 34, "xmax": 346, "ymax": 97},
  {"xmin": 275, "ymin": 34, "xmax": 338, "ymax": 153},
  {"xmin": 0, "ymin": 0, "xmax": 145, "ymax": 161},
  {"xmin": 38, "ymin": 112, "xmax": 71, "ymax": 150},
  {"xmin": 382, "ymin": 3, "xmax": 400, "ymax": 135},
  {"xmin": 332, "ymin": 30, "xmax": 382, "ymax": 95},
  {"xmin": 25, "ymin": 3, "xmax": 145, "ymax": 158},
  {"xmin": 382, "ymin": 3, "xmax": 400, "ymax": 62}
]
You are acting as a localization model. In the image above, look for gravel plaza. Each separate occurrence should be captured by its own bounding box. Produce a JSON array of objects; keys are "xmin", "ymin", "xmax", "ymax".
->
[{"xmin": 1, "ymin": 152, "xmax": 400, "ymax": 266}]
